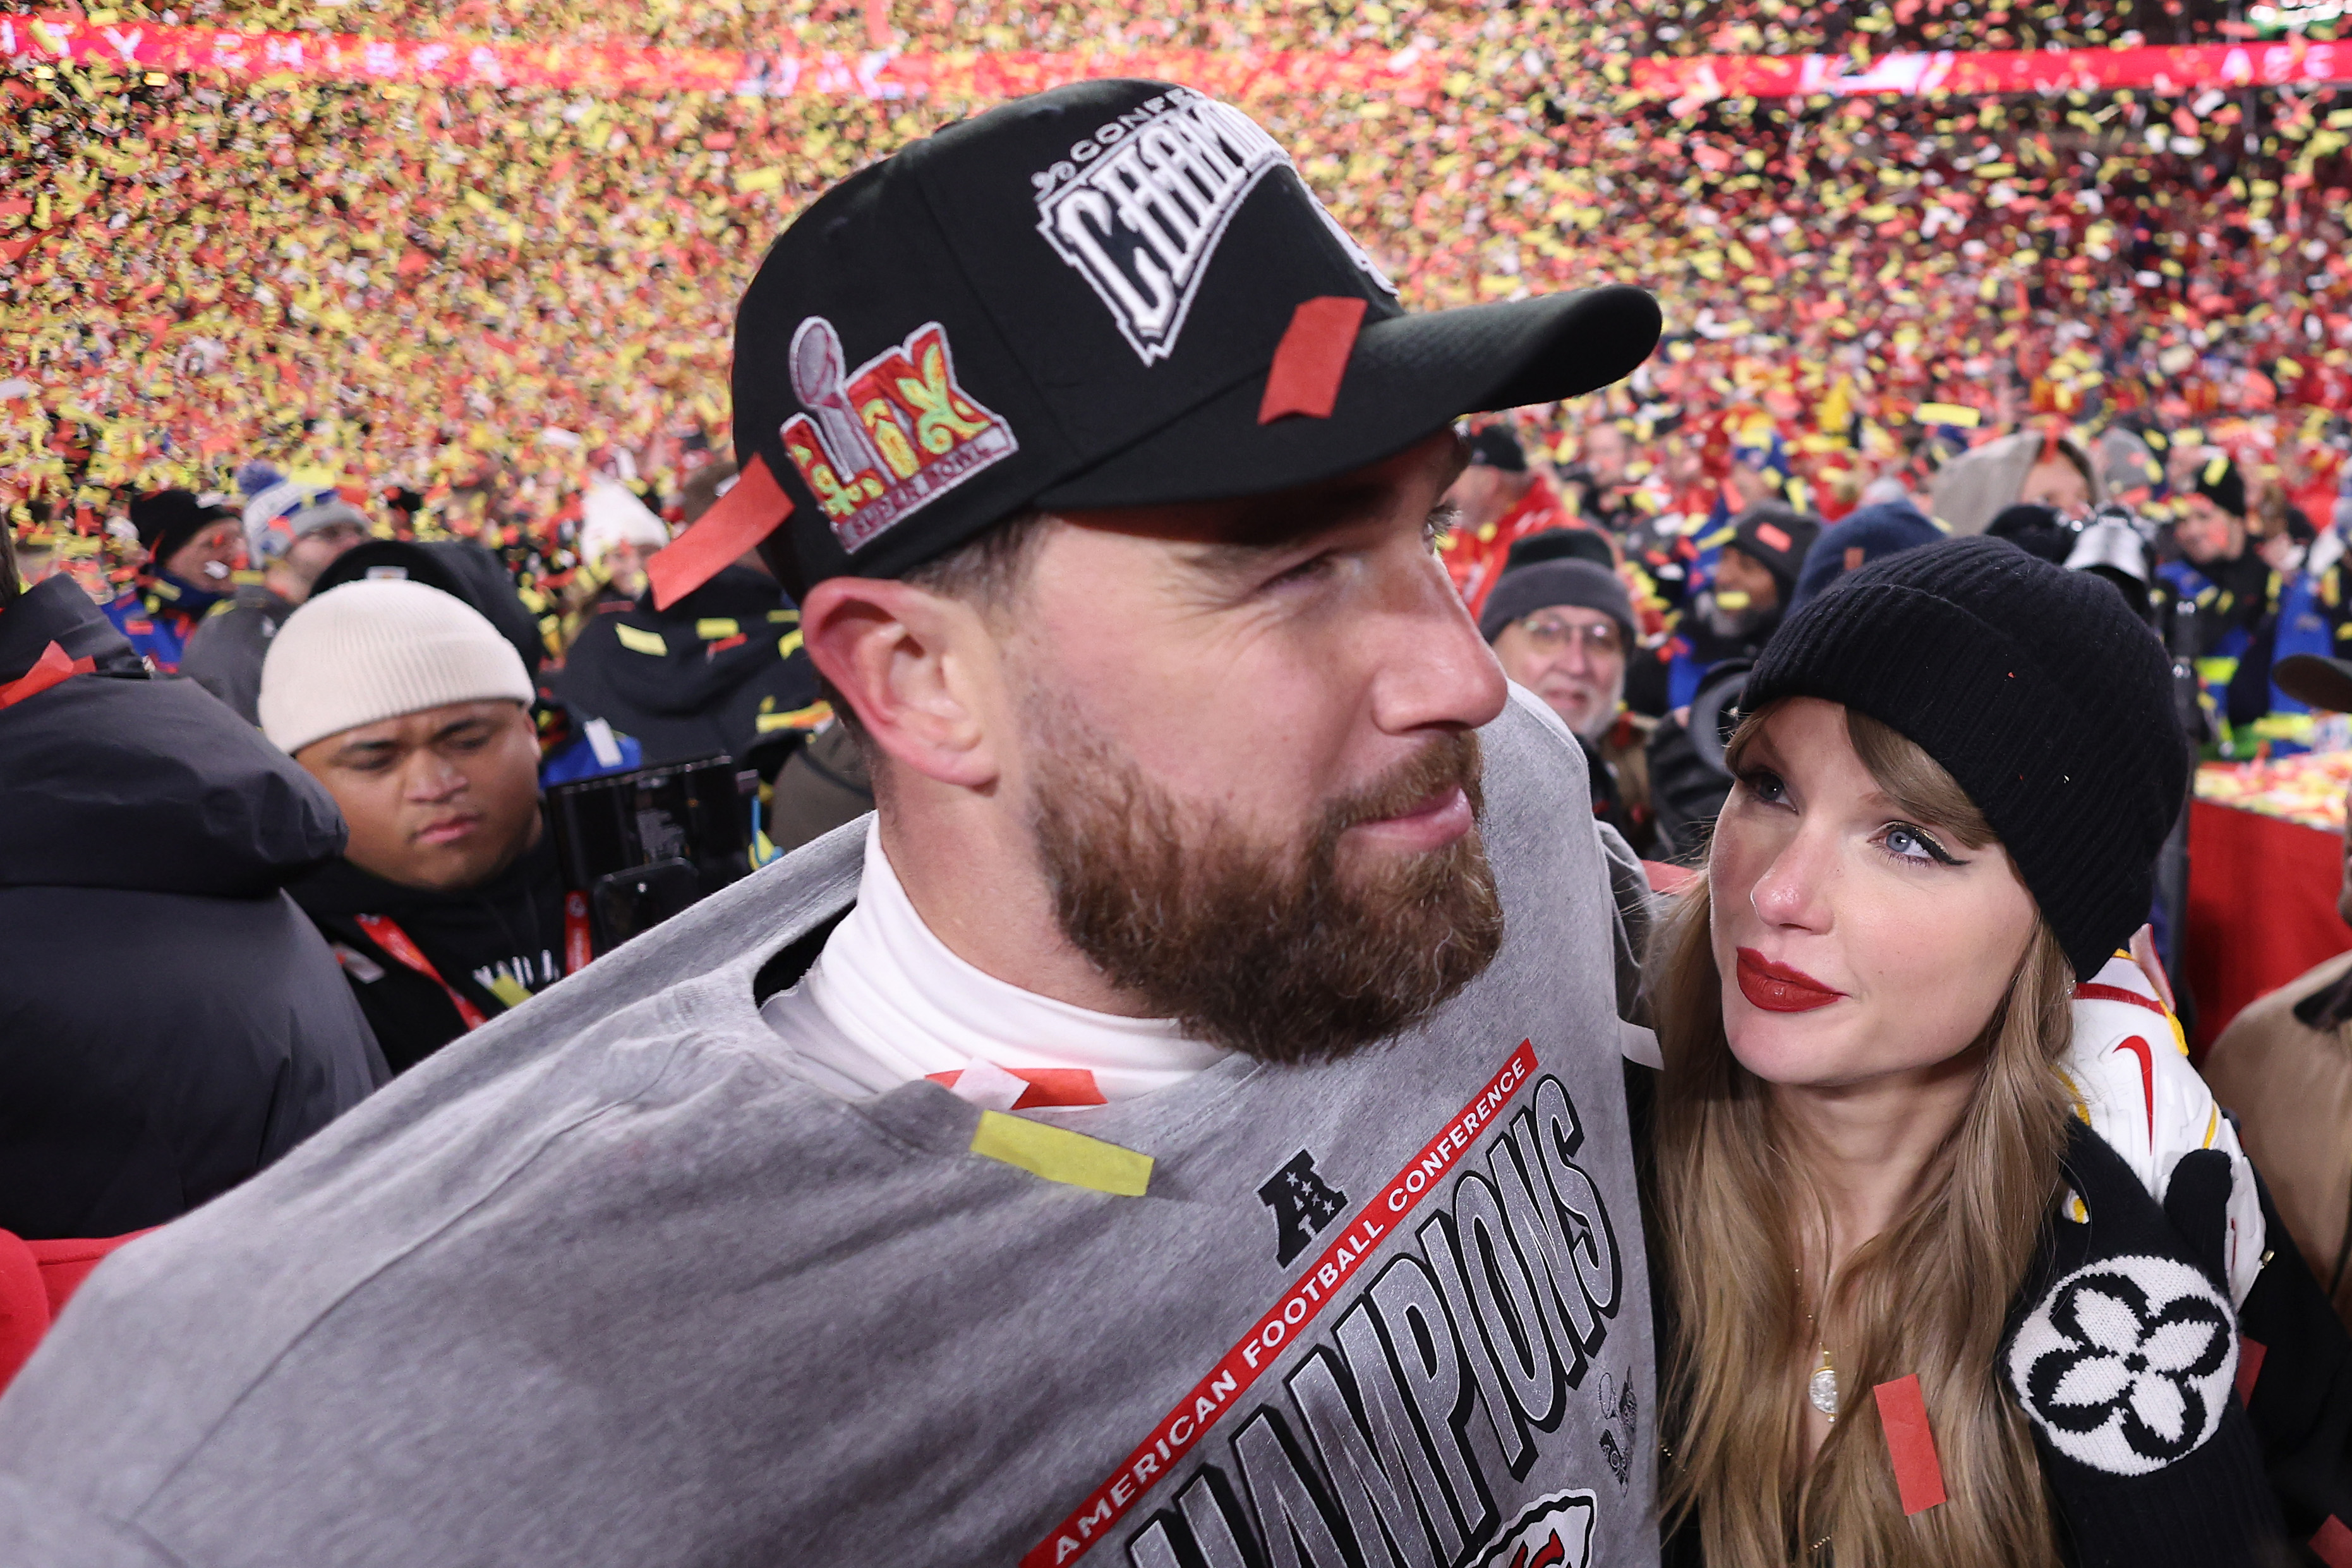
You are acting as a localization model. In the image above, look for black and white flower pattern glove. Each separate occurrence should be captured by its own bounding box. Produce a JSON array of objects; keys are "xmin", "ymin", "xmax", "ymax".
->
[{"xmin": 2002, "ymin": 1123, "xmax": 2282, "ymax": 1566}]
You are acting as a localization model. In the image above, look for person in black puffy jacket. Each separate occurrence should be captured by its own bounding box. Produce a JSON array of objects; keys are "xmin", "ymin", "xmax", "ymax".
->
[{"xmin": 0, "ymin": 546, "xmax": 386, "ymax": 1241}]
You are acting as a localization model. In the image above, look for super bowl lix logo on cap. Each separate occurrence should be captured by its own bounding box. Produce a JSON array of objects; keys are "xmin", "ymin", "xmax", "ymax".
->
[{"xmin": 779, "ymin": 317, "xmax": 1018, "ymax": 553}]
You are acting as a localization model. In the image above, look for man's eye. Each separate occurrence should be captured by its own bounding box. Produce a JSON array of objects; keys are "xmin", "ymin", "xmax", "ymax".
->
[{"xmin": 1268, "ymin": 553, "xmax": 1337, "ymax": 590}]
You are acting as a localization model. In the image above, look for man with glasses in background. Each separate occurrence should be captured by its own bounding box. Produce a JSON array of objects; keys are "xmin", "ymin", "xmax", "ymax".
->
[{"xmin": 1482, "ymin": 552, "xmax": 1653, "ymax": 851}]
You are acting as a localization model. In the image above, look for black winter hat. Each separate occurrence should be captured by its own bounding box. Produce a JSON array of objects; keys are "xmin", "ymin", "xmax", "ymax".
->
[
  {"xmin": 1725, "ymin": 502, "xmax": 1821, "ymax": 601},
  {"xmin": 1478, "ymin": 558, "xmax": 1634, "ymax": 647},
  {"xmin": 1466, "ymin": 425, "xmax": 1528, "ymax": 473},
  {"xmin": 727, "ymin": 80, "xmax": 1660, "ymax": 595},
  {"xmin": 1746, "ymin": 534, "xmax": 2186, "ymax": 980},
  {"xmin": 129, "ymin": 489, "xmax": 234, "ymax": 567},
  {"xmin": 2192, "ymin": 455, "xmax": 2246, "ymax": 519},
  {"xmin": 1986, "ymin": 502, "xmax": 2075, "ymax": 564},
  {"xmin": 1505, "ymin": 526, "xmax": 1617, "ymax": 575}
]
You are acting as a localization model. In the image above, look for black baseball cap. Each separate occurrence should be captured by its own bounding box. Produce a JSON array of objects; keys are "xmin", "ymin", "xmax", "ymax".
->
[{"xmin": 728, "ymin": 79, "xmax": 1660, "ymax": 594}]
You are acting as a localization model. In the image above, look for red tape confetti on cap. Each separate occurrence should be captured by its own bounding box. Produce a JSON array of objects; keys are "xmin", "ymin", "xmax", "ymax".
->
[
  {"xmin": 1873, "ymin": 1374, "xmax": 1948, "ymax": 1515},
  {"xmin": 1258, "ymin": 296, "xmax": 1368, "ymax": 425},
  {"xmin": 646, "ymin": 454, "xmax": 795, "ymax": 611},
  {"xmin": 2313, "ymin": 1516, "xmax": 2352, "ymax": 1568}
]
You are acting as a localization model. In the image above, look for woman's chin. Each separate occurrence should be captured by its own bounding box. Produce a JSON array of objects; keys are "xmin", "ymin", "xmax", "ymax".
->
[{"xmin": 1723, "ymin": 1001, "xmax": 1864, "ymax": 1087}]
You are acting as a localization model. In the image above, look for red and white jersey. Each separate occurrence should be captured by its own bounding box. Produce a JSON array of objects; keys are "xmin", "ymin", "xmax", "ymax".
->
[{"xmin": 2063, "ymin": 953, "xmax": 2265, "ymax": 1308}]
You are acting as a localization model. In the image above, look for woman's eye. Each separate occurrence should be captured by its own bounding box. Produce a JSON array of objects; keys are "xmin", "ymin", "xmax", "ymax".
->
[
  {"xmin": 1880, "ymin": 823, "xmax": 1955, "ymax": 864},
  {"xmin": 1744, "ymin": 770, "xmax": 1788, "ymax": 805}
]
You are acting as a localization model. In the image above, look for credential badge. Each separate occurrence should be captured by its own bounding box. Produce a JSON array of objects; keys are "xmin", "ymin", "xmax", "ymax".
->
[{"xmin": 778, "ymin": 316, "xmax": 1018, "ymax": 553}]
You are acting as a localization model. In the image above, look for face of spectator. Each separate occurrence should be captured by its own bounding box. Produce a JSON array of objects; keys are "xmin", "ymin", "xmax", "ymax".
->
[
  {"xmin": 1713, "ymin": 544, "xmax": 1781, "ymax": 617},
  {"xmin": 277, "ymin": 521, "xmax": 371, "ymax": 600},
  {"xmin": 2256, "ymin": 527, "xmax": 2303, "ymax": 574},
  {"xmin": 162, "ymin": 518, "xmax": 245, "ymax": 584},
  {"xmin": 2019, "ymin": 455, "xmax": 2092, "ymax": 517},
  {"xmin": 1490, "ymin": 605, "xmax": 1627, "ymax": 742},
  {"xmin": 599, "ymin": 541, "xmax": 652, "ymax": 597},
  {"xmin": 807, "ymin": 433, "xmax": 1510, "ymax": 1061},
  {"xmin": 1440, "ymin": 461, "xmax": 1520, "ymax": 533},
  {"xmin": 296, "ymin": 699, "xmax": 544, "ymax": 893},
  {"xmin": 1710, "ymin": 697, "xmax": 2036, "ymax": 1091},
  {"xmin": 2176, "ymin": 492, "xmax": 2245, "ymax": 565},
  {"xmin": 1583, "ymin": 425, "xmax": 1630, "ymax": 488},
  {"xmin": 61, "ymin": 553, "xmax": 116, "ymax": 605}
]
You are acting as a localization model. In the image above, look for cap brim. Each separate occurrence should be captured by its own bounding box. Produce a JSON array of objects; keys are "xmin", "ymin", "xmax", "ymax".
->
[
  {"xmin": 1037, "ymin": 285, "xmax": 1661, "ymax": 510},
  {"xmin": 2274, "ymin": 653, "xmax": 2352, "ymax": 714}
]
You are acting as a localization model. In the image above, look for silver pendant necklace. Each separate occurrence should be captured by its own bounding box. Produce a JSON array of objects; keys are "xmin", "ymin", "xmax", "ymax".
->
[{"xmin": 1799, "ymin": 1264, "xmax": 1838, "ymax": 1421}]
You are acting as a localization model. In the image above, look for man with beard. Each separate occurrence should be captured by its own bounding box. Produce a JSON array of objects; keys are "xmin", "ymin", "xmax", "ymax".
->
[
  {"xmin": 0, "ymin": 81, "xmax": 1663, "ymax": 1568},
  {"xmin": 1629, "ymin": 500, "xmax": 1818, "ymax": 716}
]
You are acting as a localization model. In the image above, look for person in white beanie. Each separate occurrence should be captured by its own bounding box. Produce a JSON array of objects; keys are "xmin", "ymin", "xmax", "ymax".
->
[
  {"xmin": 263, "ymin": 579, "xmax": 572, "ymax": 1074},
  {"xmin": 183, "ymin": 496, "xmax": 372, "ymax": 723},
  {"xmin": 576, "ymin": 478, "xmax": 670, "ymax": 603}
]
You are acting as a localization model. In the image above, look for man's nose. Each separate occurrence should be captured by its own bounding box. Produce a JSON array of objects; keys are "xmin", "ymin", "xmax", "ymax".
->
[
  {"xmin": 406, "ymin": 756, "xmax": 469, "ymax": 802},
  {"xmin": 1375, "ymin": 553, "xmax": 1508, "ymax": 734}
]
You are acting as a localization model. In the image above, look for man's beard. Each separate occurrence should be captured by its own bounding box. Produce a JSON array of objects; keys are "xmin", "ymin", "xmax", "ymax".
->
[
  {"xmin": 1027, "ymin": 718, "xmax": 1504, "ymax": 1066},
  {"xmin": 1701, "ymin": 590, "xmax": 1776, "ymax": 643}
]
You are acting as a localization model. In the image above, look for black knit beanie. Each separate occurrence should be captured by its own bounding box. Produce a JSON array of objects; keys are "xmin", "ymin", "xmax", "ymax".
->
[
  {"xmin": 1744, "ymin": 534, "xmax": 2186, "ymax": 980},
  {"xmin": 2192, "ymin": 455, "xmax": 2246, "ymax": 520},
  {"xmin": 128, "ymin": 489, "xmax": 232, "ymax": 569},
  {"xmin": 1478, "ymin": 559, "xmax": 1635, "ymax": 647}
]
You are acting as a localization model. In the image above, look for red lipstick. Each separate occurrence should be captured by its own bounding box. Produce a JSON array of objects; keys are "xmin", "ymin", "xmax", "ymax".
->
[{"xmin": 1735, "ymin": 948, "xmax": 1847, "ymax": 1013}]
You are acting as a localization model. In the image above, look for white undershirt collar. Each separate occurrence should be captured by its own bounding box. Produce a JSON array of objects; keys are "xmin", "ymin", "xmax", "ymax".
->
[{"xmin": 760, "ymin": 821, "xmax": 1230, "ymax": 1104}]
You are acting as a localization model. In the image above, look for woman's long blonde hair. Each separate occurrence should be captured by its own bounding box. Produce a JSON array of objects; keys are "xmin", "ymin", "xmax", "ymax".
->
[{"xmin": 1653, "ymin": 704, "xmax": 2076, "ymax": 1567}]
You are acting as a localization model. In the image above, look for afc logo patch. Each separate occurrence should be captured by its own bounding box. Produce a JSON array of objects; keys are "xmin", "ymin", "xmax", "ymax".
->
[{"xmin": 1257, "ymin": 1149, "xmax": 1349, "ymax": 1267}]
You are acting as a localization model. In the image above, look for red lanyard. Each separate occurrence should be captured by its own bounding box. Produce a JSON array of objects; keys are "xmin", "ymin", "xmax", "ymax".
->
[
  {"xmin": 354, "ymin": 914, "xmax": 488, "ymax": 1031},
  {"xmin": 564, "ymin": 892, "xmax": 593, "ymax": 975},
  {"xmin": 354, "ymin": 903, "xmax": 593, "ymax": 1036}
]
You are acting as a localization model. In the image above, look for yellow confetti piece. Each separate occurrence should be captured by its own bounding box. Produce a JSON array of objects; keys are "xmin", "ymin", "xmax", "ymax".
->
[
  {"xmin": 754, "ymin": 699, "xmax": 831, "ymax": 733},
  {"xmin": 968, "ymin": 1111, "xmax": 1151, "ymax": 1197},
  {"xmin": 1914, "ymin": 402, "xmax": 1982, "ymax": 428},
  {"xmin": 694, "ymin": 617, "xmax": 739, "ymax": 639},
  {"xmin": 485, "ymin": 974, "xmax": 533, "ymax": 1008},
  {"xmin": 615, "ymin": 624, "xmax": 666, "ymax": 656},
  {"xmin": 732, "ymin": 165, "xmax": 785, "ymax": 193}
]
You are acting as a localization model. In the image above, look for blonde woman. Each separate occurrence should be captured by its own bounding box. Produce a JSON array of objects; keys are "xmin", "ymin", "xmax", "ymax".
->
[{"xmin": 1646, "ymin": 537, "xmax": 2352, "ymax": 1565}]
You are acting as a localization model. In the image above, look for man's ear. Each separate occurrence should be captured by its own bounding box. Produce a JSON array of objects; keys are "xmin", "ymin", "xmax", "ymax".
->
[{"xmin": 800, "ymin": 576, "xmax": 1002, "ymax": 790}]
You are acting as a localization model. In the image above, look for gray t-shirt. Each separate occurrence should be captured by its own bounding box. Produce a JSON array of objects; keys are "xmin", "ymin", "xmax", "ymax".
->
[{"xmin": 0, "ymin": 689, "xmax": 1655, "ymax": 1568}]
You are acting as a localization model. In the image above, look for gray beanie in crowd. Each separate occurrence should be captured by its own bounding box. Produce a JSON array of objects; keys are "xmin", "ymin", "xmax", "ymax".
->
[{"xmin": 1478, "ymin": 560, "xmax": 1635, "ymax": 646}]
